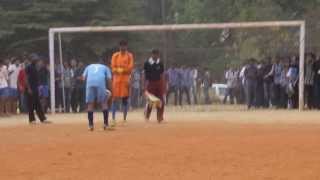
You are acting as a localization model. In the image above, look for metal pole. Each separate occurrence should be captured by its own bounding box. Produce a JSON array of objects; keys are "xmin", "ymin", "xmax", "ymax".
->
[
  {"xmin": 49, "ymin": 30, "xmax": 56, "ymax": 114},
  {"xmin": 161, "ymin": 0, "xmax": 168, "ymax": 64},
  {"xmin": 50, "ymin": 21, "xmax": 304, "ymax": 34},
  {"xmin": 299, "ymin": 21, "xmax": 306, "ymax": 111},
  {"xmin": 58, "ymin": 33, "xmax": 66, "ymax": 112}
]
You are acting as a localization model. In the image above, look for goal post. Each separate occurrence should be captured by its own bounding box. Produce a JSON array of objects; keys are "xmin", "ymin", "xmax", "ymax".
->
[{"xmin": 48, "ymin": 21, "xmax": 306, "ymax": 113}]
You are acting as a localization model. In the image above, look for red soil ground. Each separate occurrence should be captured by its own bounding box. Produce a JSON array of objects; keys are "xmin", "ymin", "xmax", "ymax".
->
[{"xmin": 1, "ymin": 108, "xmax": 320, "ymax": 180}]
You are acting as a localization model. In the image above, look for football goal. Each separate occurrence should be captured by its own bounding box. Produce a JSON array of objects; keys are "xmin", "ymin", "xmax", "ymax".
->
[{"xmin": 48, "ymin": 21, "xmax": 306, "ymax": 113}]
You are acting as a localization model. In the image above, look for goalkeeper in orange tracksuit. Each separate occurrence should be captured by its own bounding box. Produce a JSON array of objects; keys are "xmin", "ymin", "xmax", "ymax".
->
[{"xmin": 110, "ymin": 40, "xmax": 134, "ymax": 126}]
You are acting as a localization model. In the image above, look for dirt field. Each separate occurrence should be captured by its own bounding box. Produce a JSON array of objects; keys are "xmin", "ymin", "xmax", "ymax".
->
[{"xmin": 1, "ymin": 106, "xmax": 320, "ymax": 180}]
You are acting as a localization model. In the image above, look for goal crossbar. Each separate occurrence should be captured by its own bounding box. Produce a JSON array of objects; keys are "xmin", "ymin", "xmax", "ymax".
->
[
  {"xmin": 48, "ymin": 21, "xmax": 306, "ymax": 113},
  {"xmin": 50, "ymin": 21, "xmax": 304, "ymax": 33}
]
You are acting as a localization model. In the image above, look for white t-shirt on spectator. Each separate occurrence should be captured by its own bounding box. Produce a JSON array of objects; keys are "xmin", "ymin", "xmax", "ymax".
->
[
  {"xmin": 239, "ymin": 66, "xmax": 247, "ymax": 85},
  {"xmin": 8, "ymin": 64, "xmax": 20, "ymax": 89},
  {"xmin": 0, "ymin": 65, "xmax": 9, "ymax": 89}
]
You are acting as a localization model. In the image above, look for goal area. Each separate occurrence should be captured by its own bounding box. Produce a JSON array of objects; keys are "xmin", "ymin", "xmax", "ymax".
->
[{"xmin": 48, "ymin": 21, "xmax": 306, "ymax": 113}]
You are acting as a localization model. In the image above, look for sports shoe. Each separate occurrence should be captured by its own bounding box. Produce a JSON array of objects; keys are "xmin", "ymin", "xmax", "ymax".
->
[
  {"xmin": 103, "ymin": 125, "xmax": 114, "ymax": 131},
  {"xmin": 41, "ymin": 120, "xmax": 52, "ymax": 124},
  {"xmin": 144, "ymin": 111, "xmax": 150, "ymax": 122},
  {"xmin": 29, "ymin": 121, "xmax": 36, "ymax": 125},
  {"xmin": 157, "ymin": 116, "xmax": 164, "ymax": 123},
  {"xmin": 110, "ymin": 120, "xmax": 116, "ymax": 127}
]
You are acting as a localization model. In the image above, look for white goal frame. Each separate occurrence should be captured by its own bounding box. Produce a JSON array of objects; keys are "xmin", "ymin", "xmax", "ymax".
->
[{"xmin": 49, "ymin": 21, "xmax": 306, "ymax": 113}]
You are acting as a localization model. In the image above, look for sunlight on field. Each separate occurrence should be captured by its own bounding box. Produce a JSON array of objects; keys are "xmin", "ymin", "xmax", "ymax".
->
[
  {"xmin": 1, "ymin": 105, "xmax": 320, "ymax": 180},
  {"xmin": 1, "ymin": 105, "xmax": 320, "ymax": 127}
]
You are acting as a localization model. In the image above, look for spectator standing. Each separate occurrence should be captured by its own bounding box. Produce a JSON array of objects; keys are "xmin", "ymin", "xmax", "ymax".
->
[
  {"xmin": 233, "ymin": 67, "xmax": 243, "ymax": 104},
  {"xmin": 190, "ymin": 66, "xmax": 199, "ymax": 104},
  {"xmin": 203, "ymin": 68, "xmax": 212, "ymax": 104},
  {"xmin": 304, "ymin": 53, "xmax": 315, "ymax": 109},
  {"xmin": 266, "ymin": 57, "xmax": 283, "ymax": 108},
  {"xmin": 165, "ymin": 66, "xmax": 179, "ymax": 105},
  {"xmin": 72, "ymin": 61, "xmax": 86, "ymax": 112},
  {"xmin": 279, "ymin": 60, "xmax": 289, "ymax": 108},
  {"xmin": 0, "ymin": 61, "xmax": 9, "ymax": 116},
  {"xmin": 17, "ymin": 60, "xmax": 28, "ymax": 113},
  {"xmin": 312, "ymin": 56, "xmax": 320, "ymax": 108},
  {"xmin": 62, "ymin": 61, "xmax": 72, "ymax": 113},
  {"xmin": 70, "ymin": 59, "xmax": 78, "ymax": 112},
  {"xmin": 262, "ymin": 57, "xmax": 273, "ymax": 108},
  {"xmin": 255, "ymin": 61, "xmax": 265, "ymax": 108},
  {"xmin": 178, "ymin": 66, "xmax": 191, "ymax": 106},
  {"xmin": 55, "ymin": 61, "xmax": 63, "ymax": 112},
  {"xmin": 239, "ymin": 63, "xmax": 248, "ymax": 104},
  {"xmin": 130, "ymin": 67, "xmax": 142, "ymax": 109},
  {"xmin": 25, "ymin": 55, "xmax": 47, "ymax": 123},
  {"xmin": 223, "ymin": 67, "xmax": 237, "ymax": 104},
  {"xmin": 8, "ymin": 58, "xmax": 21, "ymax": 114},
  {"xmin": 288, "ymin": 56, "xmax": 299, "ymax": 109},
  {"xmin": 37, "ymin": 59, "xmax": 50, "ymax": 113},
  {"xmin": 244, "ymin": 58, "xmax": 258, "ymax": 109}
]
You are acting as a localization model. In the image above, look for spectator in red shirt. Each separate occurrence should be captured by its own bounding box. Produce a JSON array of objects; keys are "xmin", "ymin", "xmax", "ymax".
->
[{"xmin": 17, "ymin": 60, "xmax": 28, "ymax": 113}]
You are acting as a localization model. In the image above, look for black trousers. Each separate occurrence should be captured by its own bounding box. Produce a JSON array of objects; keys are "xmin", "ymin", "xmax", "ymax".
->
[
  {"xmin": 272, "ymin": 84, "xmax": 281, "ymax": 108},
  {"xmin": 71, "ymin": 87, "xmax": 85, "ymax": 112},
  {"xmin": 305, "ymin": 85, "xmax": 314, "ymax": 109},
  {"xmin": 279, "ymin": 86, "xmax": 288, "ymax": 108},
  {"xmin": 166, "ymin": 86, "xmax": 178, "ymax": 105},
  {"xmin": 26, "ymin": 91, "xmax": 46, "ymax": 122},
  {"xmin": 255, "ymin": 81, "xmax": 264, "ymax": 108},
  {"xmin": 223, "ymin": 87, "xmax": 234, "ymax": 104},
  {"xmin": 179, "ymin": 86, "xmax": 191, "ymax": 106},
  {"xmin": 246, "ymin": 81, "xmax": 256, "ymax": 109},
  {"xmin": 263, "ymin": 82, "xmax": 272, "ymax": 107}
]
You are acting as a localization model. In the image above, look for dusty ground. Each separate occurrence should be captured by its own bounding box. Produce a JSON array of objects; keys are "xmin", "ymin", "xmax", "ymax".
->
[{"xmin": 1, "ymin": 105, "xmax": 320, "ymax": 180}]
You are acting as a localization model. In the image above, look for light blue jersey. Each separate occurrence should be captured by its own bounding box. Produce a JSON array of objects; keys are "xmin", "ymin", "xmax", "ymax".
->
[
  {"xmin": 83, "ymin": 64, "xmax": 112, "ymax": 89},
  {"xmin": 83, "ymin": 64, "xmax": 112, "ymax": 103}
]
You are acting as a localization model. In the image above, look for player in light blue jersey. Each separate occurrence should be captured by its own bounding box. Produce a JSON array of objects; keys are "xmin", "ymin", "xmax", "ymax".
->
[{"xmin": 82, "ymin": 61, "xmax": 112, "ymax": 131}]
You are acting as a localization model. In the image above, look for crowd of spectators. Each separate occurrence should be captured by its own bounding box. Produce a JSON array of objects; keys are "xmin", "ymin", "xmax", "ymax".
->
[{"xmin": 223, "ymin": 53, "xmax": 318, "ymax": 109}]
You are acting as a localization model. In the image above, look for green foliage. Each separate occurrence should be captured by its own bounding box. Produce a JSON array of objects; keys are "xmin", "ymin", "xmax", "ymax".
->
[{"xmin": 1, "ymin": 0, "xmax": 320, "ymax": 80}]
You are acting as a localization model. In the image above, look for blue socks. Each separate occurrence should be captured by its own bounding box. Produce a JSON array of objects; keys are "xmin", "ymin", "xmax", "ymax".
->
[
  {"xmin": 111, "ymin": 98, "xmax": 128, "ymax": 121},
  {"xmin": 123, "ymin": 104, "xmax": 128, "ymax": 121}
]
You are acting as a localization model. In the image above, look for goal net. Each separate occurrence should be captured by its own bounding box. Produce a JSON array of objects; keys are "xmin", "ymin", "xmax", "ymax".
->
[{"xmin": 48, "ymin": 21, "xmax": 306, "ymax": 113}]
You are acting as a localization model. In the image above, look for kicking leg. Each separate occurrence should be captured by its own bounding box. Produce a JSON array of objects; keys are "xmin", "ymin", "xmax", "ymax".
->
[
  {"xmin": 87, "ymin": 103, "xmax": 94, "ymax": 131},
  {"xmin": 101, "ymin": 91, "xmax": 111, "ymax": 130},
  {"xmin": 86, "ymin": 87, "xmax": 96, "ymax": 131},
  {"xmin": 101, "ymin": 102, "xmax": 110, "ymax": 130}
]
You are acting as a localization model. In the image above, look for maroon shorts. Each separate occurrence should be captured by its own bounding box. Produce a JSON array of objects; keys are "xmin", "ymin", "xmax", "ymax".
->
[{"xmin": 147, "ymin": 80, "xmax": 165, "ymax": 98}]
